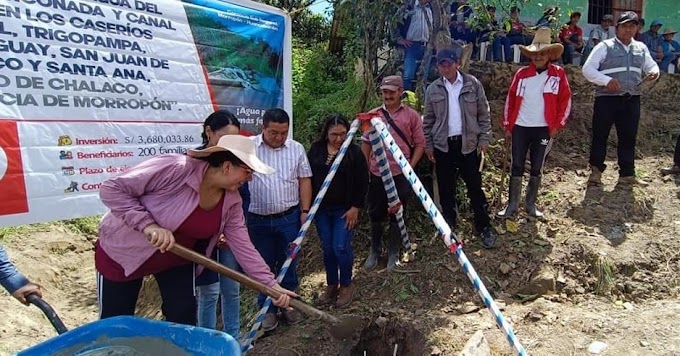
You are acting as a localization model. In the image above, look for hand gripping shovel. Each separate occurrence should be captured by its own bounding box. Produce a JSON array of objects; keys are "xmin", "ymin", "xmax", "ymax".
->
[{"xmin": 170, "ymin": 244, "xmax": 362, "ymax": 340}]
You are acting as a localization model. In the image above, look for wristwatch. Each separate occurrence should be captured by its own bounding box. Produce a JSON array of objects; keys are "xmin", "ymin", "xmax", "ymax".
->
[{"xmin": 302, "ymin": 209, "xmax": 310, "ymax": 213}]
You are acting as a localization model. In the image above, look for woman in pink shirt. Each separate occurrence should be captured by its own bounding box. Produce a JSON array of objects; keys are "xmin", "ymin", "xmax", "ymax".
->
[{"xmin": 95, "ymin": 135, "xmax": 296, "ymax": 325}]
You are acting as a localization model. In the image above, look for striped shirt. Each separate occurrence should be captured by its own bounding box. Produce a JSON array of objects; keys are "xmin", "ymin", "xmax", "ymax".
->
[{"xmin": 248, "ymin": 135, "xmax": 312, "ymax": 215}]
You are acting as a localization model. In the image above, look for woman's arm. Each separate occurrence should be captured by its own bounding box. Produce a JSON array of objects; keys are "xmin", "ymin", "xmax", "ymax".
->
[{"xmin": 99, "ymin": 155, "xmax": 186, "ymax": 232}]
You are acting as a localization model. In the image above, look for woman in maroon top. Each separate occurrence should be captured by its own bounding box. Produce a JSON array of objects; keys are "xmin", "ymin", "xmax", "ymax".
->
[{"xmin": 95, "ymin": 135, "xmax": 296, "ymax": 325}]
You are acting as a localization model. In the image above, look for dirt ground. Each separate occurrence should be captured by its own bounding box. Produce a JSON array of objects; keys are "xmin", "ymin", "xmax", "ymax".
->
[{"xmin": 2, "ymin": 67, "xmax": 680, "ymax": 355}]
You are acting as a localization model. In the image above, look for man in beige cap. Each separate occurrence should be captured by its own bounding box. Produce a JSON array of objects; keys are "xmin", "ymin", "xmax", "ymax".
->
[
  {"xmin": 660, "ymin": 28, "xmax": 680, "ymax": 72},
  {"xmin": 499, "ymin": 28, "xmax": 572, "ymax": 219},
  {"xmin": 582, "ymin": 14, "xmax": 615, "ymax": 64},
  {"xmin": 361, "ymin": 75, "xmax": 426, "ymax": 271},
  {"xmin": 582, "ymin": 11, "xmax": 659, "ymax": 186}
]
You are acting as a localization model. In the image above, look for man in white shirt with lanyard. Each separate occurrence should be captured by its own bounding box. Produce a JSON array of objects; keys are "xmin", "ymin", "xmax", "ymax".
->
[
  {"xmin": 247, "ymin": 108, "xmax": 313, "ymax": 331},
  {"xmin": 582, "ymin": 11, "xmax": 659, "ymax": 187}
]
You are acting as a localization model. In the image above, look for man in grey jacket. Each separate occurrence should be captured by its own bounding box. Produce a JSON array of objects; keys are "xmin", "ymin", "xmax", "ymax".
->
[{"xmin": 423, "ymin": 48, "xmax": 497, "ymax": 248}]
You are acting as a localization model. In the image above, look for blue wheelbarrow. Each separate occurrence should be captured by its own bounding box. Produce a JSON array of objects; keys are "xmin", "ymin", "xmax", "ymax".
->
[{"xmin": 19, "ymin": 294, "xmax": 241, "ymax": 355}]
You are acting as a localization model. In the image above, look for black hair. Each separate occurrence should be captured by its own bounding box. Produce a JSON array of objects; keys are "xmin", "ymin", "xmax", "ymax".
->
[
  {"xmin": 571, "ymin": 11, "xmax": 581, "ymax": 18},
  {"xmin": 199, "ymin": 110, "xmax": 240, "ymax": 149},
  {"xmin": 262, "ymin": 108, "xmax": 290, "ymax": 126},
  {"xmin": 316, "ymin": 113, "xmax": 350, "ymax": 144},
  {"xmin": 198, "ymin": 150, "xmax": 246, "ymax": 168}
]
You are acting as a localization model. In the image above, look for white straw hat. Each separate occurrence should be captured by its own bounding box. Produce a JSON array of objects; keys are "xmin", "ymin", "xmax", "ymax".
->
[
  {"xmin": 187, "ymin": 135, "xmax": 274, "ymax": 174},
  {"xmin": 519, "ymin": 27, "xmax": 564, "ymax": 61}
]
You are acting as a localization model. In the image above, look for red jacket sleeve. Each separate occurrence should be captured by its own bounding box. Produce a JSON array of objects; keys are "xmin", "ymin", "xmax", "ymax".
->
[
  {"xmin": 502, "ymin": 71, "xmax": 521, "ymax": 132},
  {"xmin": 555, "ymin": 68, "xmax": 572, "ymax": 130}
]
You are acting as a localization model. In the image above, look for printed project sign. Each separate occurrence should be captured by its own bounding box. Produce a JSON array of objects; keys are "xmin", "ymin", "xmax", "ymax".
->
[{"xmin": 0, "ymin": 0, "xmax": 291, "ymax": 227}]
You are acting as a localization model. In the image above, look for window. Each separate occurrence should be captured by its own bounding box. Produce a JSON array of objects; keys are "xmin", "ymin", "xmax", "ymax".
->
[
  {"xmin": 588, "ymin": 0, "xmax": 611, "ymax": 24},
  {"xmin": 588, "ymin": 0, "xmax": 643, "ymax": 24}
]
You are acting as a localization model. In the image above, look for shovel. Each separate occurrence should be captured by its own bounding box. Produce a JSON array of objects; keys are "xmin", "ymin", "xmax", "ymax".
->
[{"xmin": 169, "ymin": 244, "xmax": 362, "ymax": 340}]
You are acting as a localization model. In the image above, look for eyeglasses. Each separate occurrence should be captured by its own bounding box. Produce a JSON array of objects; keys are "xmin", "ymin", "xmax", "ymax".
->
[
  {"xmin": 329, "ymin": 133, "xmax": 347, "ymax": 140},
  {"xmin": 235, "ymin": 163, "xmax": 253, "ymax": 175}
]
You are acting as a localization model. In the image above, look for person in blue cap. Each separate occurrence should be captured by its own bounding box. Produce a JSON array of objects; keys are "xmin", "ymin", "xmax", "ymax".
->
[
  {"xmin": 423, "ymin": 47, "xmax": 498, "ymax": 248},
  {"xmin": 1, "ymin": 244, "xmax": 41, "ymax": 304},
  {"xmin": 640, "ymin": 19, "xmax": 664, "ymax": 61}
]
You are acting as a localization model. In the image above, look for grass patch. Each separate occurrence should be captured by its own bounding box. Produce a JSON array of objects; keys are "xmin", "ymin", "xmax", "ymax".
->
[
  {"xmin": 0, "ymin": 216, "xmax": 101, "ymax": 242},
  {"xmin": 0, "ymin": 223, "xmax": 53, "ymax": 242},
  {"xmin": 592, "ymin": 253, "xmax": 616, "ymax": 295},
  {"xmin": 63, "ymin": 216, "xmax": 100, "ymax": 236}
]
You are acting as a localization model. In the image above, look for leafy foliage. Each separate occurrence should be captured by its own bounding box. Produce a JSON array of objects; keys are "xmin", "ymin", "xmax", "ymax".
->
[
  {"xmin": 253, "ymin": 0, "xmax": 331, "ymax": 44},
  {"xmin": 462, "ymin": 0, "xmax": 564, "ymax": 41},
  {"xmin": 292, "ymin": 42, "xmax": 374, "ymax": 147}
]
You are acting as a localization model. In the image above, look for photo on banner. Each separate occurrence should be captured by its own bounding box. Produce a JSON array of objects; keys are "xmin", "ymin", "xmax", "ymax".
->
[{"xmin": 184, "ymin": 0, "xmax": 286, "ymax": 135}]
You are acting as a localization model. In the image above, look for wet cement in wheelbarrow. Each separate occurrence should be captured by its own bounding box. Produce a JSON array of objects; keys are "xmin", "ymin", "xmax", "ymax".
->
[{"xmin": 55, "ymin": 336, "xmax": 188, "ymax": 356}]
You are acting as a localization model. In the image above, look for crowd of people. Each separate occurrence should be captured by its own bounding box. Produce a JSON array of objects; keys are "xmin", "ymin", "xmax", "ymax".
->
[
  {"xmin": 391, "ymin": 0, "xmax": 679, "ymax": 91},
  {"xmin": 3, "ymin": 9, "xmax": 678, "ymax": 349}
]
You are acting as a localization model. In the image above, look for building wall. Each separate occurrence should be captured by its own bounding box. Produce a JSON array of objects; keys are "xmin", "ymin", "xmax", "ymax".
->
[{"xmin": 642, "ymin": 2, "xmax": 679, "ymax": 36}]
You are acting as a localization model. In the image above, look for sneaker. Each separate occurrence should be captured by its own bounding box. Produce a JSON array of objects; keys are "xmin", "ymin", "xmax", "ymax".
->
[
  {"xmin": 262, "ymin": 313, "xmax": 278, "ymax": 332},
  {"xmin": 282, "ymin": 309, "xmax": 304, "ymax": 325},
  {"xmin": 660, "ymin": 165, "xmax": 680, "ymax": 176},
  {"xmin": 335, "ymin": 283, "xmax": 356, "ymax": 309},
  {"xmin": 480, "ymin": 227, "xmax": 497, "ymax": 249},
  {"xmin": 618, "ymin": 176, "xmax": 649, "ymax": 186},
  {"xmin": 588, "ymin": 167, "xmax": 602, "ymax": 186},
  {"xmin": 316, "ymin": 285, "xmax": 338, "ymax": 306}
]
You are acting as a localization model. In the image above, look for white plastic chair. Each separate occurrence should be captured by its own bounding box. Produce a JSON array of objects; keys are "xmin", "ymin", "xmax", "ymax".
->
[
  {"xmin": 511, "ymin": 44, "xmax": 521, "ymax": 63},
  {"xmin": 479, "ymin": 41, "xmax": 490, "ymax": 61}
]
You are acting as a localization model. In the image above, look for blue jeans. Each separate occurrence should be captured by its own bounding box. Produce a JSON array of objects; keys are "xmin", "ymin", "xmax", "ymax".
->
[
  {"xmin": 247, "ymin": 207, "xmax": 301, "ymax": 314},
  {"xmin": 493, "ymin": 34, "xmax": 533, "ymax": 62},
  {"xmin": 660, "ymin": 53, "xmax": 678, "ymax": 72},
  {"xmin": 402, "ymin": 42, "xmax": 426, "ymax": 91},
  {"xmin": 196, "ymin": 248, "xmax": 241, "ymax": 338},
  {"xmin": 315, "ymin": 206, "xmax": 354, "ymax": 287}
]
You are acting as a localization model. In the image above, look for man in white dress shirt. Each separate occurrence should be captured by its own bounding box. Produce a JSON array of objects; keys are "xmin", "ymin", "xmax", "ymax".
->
[
  {"xmin": 582, "ymin": 11, "xmax": 659, "ymax": 187},
  {"xmin": 247, "ymin": 108, "xmax": 312, "ymax": 331}
]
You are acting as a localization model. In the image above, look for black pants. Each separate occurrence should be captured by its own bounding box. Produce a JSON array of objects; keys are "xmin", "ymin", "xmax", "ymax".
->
[
  {"xmin": 511, "ymin": 126, "xmax": 552, "ymax": 177},
  {"xmin": 589, "ymin": 95, "xmax": 641, "ymax": 177},
  {"xmin": 367, "ymin": 173, "xmax": 411, "ymax": 250},
  {"xmin": 434, "ymin": 137, "xmax": 490, "ymax": 232},
  {"xmin": 97, "ymin": 263, "xmax": 196, "ymax": 325}
]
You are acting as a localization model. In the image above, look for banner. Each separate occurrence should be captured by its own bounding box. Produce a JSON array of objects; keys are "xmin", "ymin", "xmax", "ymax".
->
[{"xmin": 0, "ymin": 0, "xmax": 292, "ymax": 227}]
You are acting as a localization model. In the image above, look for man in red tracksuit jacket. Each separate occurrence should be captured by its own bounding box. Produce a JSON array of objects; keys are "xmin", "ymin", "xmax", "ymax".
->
[{"xmin": 498, "ymin": 28, "xmax": 572, "ymax": 219}]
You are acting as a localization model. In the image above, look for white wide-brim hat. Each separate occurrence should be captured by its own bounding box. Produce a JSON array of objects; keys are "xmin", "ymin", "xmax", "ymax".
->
[
  {"xmin": 188, "ymin": 135, "xmax": 275, "ymax": 175},
  {"xmin": 519, "ymin": 27, "xmax": 564, "ymax": 61}
]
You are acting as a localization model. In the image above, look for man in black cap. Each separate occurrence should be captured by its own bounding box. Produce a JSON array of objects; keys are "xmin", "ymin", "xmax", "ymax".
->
[
  {"xmin": 423, "ymin": 48, "xmax": 497, "ymax": 248},
  {"xmin": 582, "ymin": 11, "xmax": 659, "ymax": 187}
]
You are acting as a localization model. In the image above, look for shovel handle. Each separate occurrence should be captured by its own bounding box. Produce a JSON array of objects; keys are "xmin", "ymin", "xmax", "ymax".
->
[
  {"xmin": 27, "ymin": 294, "xmax": 68, "ymax": 334},
  {"xmin": 170, "ymin": 245, "xmax": 339, "ymax": 324}
]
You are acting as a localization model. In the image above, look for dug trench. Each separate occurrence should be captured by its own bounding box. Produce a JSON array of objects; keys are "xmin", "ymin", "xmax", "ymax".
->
[{"xmin": 1, "ymin": 63, "xmax": 680, "ymax": 355}]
